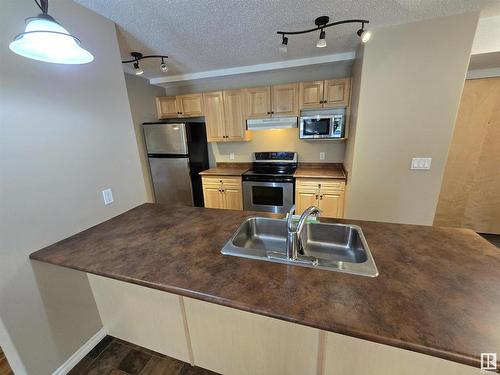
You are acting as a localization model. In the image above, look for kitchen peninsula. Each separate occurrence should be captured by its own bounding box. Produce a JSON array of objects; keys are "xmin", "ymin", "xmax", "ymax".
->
[{"xmin": 30, "ymin": 204, "xmax": 500, "ymax": 374}]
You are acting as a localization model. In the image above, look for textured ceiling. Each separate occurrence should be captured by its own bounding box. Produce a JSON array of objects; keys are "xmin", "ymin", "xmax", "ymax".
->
[{"xmin": 74, "ymin": 0, "xmax": 500, "ymax": 79}]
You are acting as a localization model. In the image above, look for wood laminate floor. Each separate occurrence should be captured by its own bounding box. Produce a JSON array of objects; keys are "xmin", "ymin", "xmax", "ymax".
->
[{"xmin": 69, "ymin": 336, "xmax": 218, "ymax": 375}]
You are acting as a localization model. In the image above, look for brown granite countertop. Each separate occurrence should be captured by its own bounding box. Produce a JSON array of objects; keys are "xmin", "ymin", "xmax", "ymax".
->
[
  {"xmin": 30, "ymin": 204, "xmax": 500, "ymax": 369},
  {"xmin": 199, "ymin": 162, "xmax": 250, "ymax": 176},
  {"xmin": 294, "ymin": 163, "xmax": 346, "ymax": 179}
]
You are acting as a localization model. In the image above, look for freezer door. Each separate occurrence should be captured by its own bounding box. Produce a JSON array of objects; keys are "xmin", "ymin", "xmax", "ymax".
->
[
  {"xmin": 143, "ymin": 123, "xmax": 188, "ymax": 154},
  {"xmin": 148, "ymin": 157, "xmax": 193, "ymax": 206}
]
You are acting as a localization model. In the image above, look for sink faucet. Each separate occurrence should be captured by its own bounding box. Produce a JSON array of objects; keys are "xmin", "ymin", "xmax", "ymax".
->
[{"xmin": 286, "ymin": 205, "xmax": 321, "ymax": 260}]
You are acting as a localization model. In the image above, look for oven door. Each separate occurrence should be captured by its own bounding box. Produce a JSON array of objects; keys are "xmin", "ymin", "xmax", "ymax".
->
[{"xmin": 243, "ymin": 180, "xmax": 294, "ymax": 214}]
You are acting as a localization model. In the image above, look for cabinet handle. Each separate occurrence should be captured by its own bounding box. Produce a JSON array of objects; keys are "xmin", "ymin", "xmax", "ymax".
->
[
  {"xmin": 221, "ymin": 190, "xmax": 225, "ymax": 193},
  {"xmin": 271, "ymin": 111, "xmax": 274, "ymax": 114},
  {"xmin": 315, "ymin": 194, "xmax": 319, "ymax": 200},
  {"xmin": 266, "ymin": 111, "xmax": 270, "ymax": 115},
  {"xmin": 320, "ymin": 195, "xmax": 323, "ymax": 200}
]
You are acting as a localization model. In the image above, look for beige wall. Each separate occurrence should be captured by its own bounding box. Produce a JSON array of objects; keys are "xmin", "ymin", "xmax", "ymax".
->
[
  {"xmin": 124, "ymin": 73, "xmax": 166, "ymax": 201},
  {"xmin": 0, "ymin": 1, "xmax": 147, "ymax": 374},
  {"xmin": 345, "ymin": 13, "xmax": 478, "ymax": 225},
  {"xmin": 160, "ymin": 62, "xmax": 351, "ymax": 164},
  {"xmin": 213, "ymin": 129, "xmax": 345, "ymax": 163}
]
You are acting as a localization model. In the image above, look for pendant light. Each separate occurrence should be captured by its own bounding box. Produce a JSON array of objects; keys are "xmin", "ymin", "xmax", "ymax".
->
[{"xmin": 9, "ymin": 0, "xmax": 93, "ymax": 64}]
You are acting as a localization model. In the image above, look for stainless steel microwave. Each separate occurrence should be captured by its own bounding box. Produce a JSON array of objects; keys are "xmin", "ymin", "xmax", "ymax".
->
[{"xmin": 299, "ymin": 110, "xmax": 345, "ymax": 139}]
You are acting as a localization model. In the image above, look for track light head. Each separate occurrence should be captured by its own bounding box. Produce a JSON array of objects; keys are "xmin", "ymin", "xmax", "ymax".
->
[
  {"xmin": 279, "ymin": 36, "xmax": 288, "ymax": 54},
  {"xmin": 133, "ymin": 61, "xmax": 143, "ymax": 75},
  {"xmin": 357, "ymin": 23, "xmax": 371, "ymax": 43},
  {"xmin": 160, "ymin": 58, "xmax": 168, "ymax": 72},
  {"xmin": 316, "ymin": 29, "xmax": 326, "ymax": 48}
]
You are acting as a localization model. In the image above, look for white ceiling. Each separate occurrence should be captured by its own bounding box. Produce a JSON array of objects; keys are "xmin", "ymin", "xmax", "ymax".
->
[{"xmin": 74, "ymin": 0, "xmax": 500, "ymax": 80}]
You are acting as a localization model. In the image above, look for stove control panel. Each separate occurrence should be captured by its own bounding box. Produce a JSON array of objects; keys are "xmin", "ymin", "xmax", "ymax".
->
[{"xmin": 254, "ymin": 152, "xmax": 297, "ymax": 162}]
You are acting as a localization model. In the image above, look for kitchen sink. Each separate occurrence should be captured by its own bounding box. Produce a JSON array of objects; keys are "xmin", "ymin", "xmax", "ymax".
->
[{"xmin": 221, "ymin": 217, "xmax": 378, "ymax": 277}]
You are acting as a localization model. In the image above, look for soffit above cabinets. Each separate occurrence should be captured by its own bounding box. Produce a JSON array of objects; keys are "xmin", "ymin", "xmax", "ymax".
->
[{"xmin": 74, "ymin": 0, "xmax": 500, "ymax": 79}]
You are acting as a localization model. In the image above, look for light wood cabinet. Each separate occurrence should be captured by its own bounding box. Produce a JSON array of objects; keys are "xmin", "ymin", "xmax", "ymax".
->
[
  {"xmin": 271, "ymin": 83, "xmax": 299, "ymax": 117},
  {"xmin": 244, "ymin": 84, "xmax": 298, "ymax": 118},
  {"xmin": 299, "ymin": 78, "xmax": 350, "ymax": 110},
  {"xmin": 223, "ymin": 89, "xmax": 248, "ymax": 140},
  {"xmin": 203, "ymin": 91, "xmax": 226, "ymax": 142},
  {"xmin": 203, "ymin": 90, "xmax": 250, "ymax": 142},
  {"xmin": 176, "ymin": 93, "xmax": 204, "ymax": 117},
  {"xmin": 155, "ymin": 96, "xmax": 179, "ymax": 119},
  {"xmin": 295, "ymin": 178, "xmax": 345, "ymax": 218},
  {"xmin": 155, "ymin": 94, "xmax": 203, "ymax": 119},
  {"xmin": 244, "ymin": 86, "xmax": 271, "ymax": 118},
  {"xmin": 202, "ymin": 176, "xmax": 242, "ymax": 210}
]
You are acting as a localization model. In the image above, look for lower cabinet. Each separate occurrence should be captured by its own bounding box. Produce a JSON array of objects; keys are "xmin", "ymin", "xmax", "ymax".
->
[
  {"xmin": 202, "ymin": 176, "xmax": 243, "ymax": 210},
  {"xmin": 88, "ymin": 275, "xmax": 478, "ymax": 375},
  {"xmin": 295, "ymin": 178, "xmax": 345, "ymax": 218}
]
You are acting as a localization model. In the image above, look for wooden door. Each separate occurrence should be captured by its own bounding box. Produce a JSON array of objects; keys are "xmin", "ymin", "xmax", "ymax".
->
[
  {"xmin": 295, "ymin": 189, "xmax": 319, "ymax": 215},
  {"xmin": 319, "ymin": 191, "xmax": 345, "ymax": 218},
  {"xmin": 244, "ymin": 87, "xmax": 271, "ymax": 118},
  {"xmin": 155, "ymin": 96, "xmax": 178, "ymax": 119},
  {"xmin": 203, "ymin": 185, "xmax": 224, "ymax": 209},
  {"xmin": 299, "ymin": 81, "xmax": 324, "ymax": 109},
  {"xmin": 203, "ymin": 92, "xmax": 226, "ymax": 142},
  {"xmin": 271, "ymin": 83, "xmax": 299, "ymax": 117},
  {"xmin": 223, "ymin": 188, "xmax": 243, "ymax": 210},
  {"xmin": 324, "ymin": 78, "xmax": 350, "ymax": 108},
  {"xmin": 176, "ymin": 94, "xmax": 204, "ymax": 117},
  {"xmin": 434, "ymin": 77, "xmax": 500, "ymax": 233},
  {"xmin": 223, "ymin": 89, "xmax": 247, "ymax": 141}
]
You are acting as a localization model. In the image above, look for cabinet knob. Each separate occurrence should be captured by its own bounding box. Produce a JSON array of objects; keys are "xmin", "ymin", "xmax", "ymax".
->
[
  {"xmin": 315, "ymin": 194, "xmax": 319, "ymax": 200},
  {"xmin": 271, "ymin": 111, "xmax": 274, "ymax": 114},
  {"xmin": 320, "ymin": 195, "xmax": 323, "ymax": 200}
]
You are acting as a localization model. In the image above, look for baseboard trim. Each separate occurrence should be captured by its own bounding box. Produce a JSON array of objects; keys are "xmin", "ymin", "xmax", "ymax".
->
[{"xmin": 52, "ymin": 327, "xmax": 107, "ymax": 375}]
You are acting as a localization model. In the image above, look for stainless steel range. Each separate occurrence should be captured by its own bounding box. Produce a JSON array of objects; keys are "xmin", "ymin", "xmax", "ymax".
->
[{"xmin": 242, "ymin": 152, "xmax": 297, "ymax": 214}]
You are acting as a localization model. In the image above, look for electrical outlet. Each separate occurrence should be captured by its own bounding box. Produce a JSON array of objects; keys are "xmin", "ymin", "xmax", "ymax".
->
[
  {"xmin": 102, "ymin": 188, "xmax": 114, "ymax": 205},
  {"xmin": 410, "ymin": 158, "xmax": 432, "ymax": 170},
  {"xmin": 319, "ymin": 152, "xmax": 325, "ymax": 160},
  {"xmin": 229, "ymin": 152, "xmax": 235, "ymax": 160}
]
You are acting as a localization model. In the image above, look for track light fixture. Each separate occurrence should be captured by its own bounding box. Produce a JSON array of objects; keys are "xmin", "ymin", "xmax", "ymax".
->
[
  {"xmin": 279, "ymin": 35, "xmax": 288, "ymax": 54},
  {"xmin": 277, "ymin": 16, "xmax": 370, "ymax": 50},
  {"xmin": 9, "ymin": 0, "xmax": 93, "ymax": 64},
  {"xmin": 316, "ymin": 29, "xmax": 327, "ymax": 48},
  {"xmin": 122, "ymin": 52, "xmax": 169, "ymax": 75}
]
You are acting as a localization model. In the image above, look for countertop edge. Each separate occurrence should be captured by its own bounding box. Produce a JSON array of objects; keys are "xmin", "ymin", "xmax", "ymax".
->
[{"xmin": 28, "ymin": 256, "xmax": 482, "ymax": 370}]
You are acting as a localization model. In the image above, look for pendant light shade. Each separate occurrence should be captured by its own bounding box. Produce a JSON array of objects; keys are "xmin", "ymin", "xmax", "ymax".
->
[{"xmin": 9, "ymin": 13, "xmax": 94, "ymax": 64}]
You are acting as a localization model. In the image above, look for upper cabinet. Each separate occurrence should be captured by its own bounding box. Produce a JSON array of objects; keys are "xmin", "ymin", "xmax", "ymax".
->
[
  {"xmin": 156, "ymin": 96, "xmax": 178, "ymax": 119},
  {"xmin": 244, "ymin": 83, "xmax": 299, "ymax": 119},
  {"xmin": 244, "ymin": 87, "xmax": 271, "ymax": 119},
  {"xmin": 156, "ymin": 94, "xmax": 204, "ymax": 119},
  {"xmin": 272, "ymin": 83, "xmax": 299, "ymax": 117},
  {"xmin": 203, "ymin": 90, "xmax": 250, "ymax": 142},
  {"xmin": 177, "ymin": 93, "xmax": 204, "ymax": 117},
  {"xmin": 299, "ymin": 78, "xmax": 350, "ymax": 110}
]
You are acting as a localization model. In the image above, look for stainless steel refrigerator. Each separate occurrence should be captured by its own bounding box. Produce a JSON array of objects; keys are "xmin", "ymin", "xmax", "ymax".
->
[{"xmin": 143, "ymin": 120, "xmax": 209, "ymax": 207}]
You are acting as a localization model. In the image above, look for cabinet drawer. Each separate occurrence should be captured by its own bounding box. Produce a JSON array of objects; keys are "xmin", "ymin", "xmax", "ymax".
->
[
  {"xmin": 296, "ymin": 178, "xmax": 345, "ymax": 192},
  {"xmin": 202, "ymin": 176, "xmax": 241, "ymax": 187}
]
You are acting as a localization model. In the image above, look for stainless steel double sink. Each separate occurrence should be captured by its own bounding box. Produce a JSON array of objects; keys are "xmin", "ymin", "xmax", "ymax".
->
[{"xmin": 221, "ymin": 217, "xmax": 379, "ymax": 277}]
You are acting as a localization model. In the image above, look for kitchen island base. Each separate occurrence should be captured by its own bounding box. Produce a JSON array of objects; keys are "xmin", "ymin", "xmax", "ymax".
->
[{"xmin": 88, "ymin": 274, "xmax": 477, "ymax": 375}]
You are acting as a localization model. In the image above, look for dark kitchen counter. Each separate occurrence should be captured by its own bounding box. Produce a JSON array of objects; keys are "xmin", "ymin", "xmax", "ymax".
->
[{"xmin": 30, "ymin": 204, "xmax": 500, "ymax": 369}]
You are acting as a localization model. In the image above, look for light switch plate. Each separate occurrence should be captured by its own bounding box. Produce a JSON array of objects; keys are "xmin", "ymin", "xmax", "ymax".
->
[
  {"xmin": 102, "ymin": 188, "xmax": 114, "ymax": 205},
  {"xmin": 229, "ymin": 152, "xmax": 235, "ymax": 160},
  {"xmin": 319, "ymin": 152, "xmax": 325, "ymax": 160},
  {"xmin": 411, "ymin": 158, "xmax": 432, "ymax": 170}
]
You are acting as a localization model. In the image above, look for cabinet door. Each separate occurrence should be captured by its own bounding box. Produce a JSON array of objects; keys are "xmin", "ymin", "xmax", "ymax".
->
[
  {"xmin": 177, "ymin": 93, "xmax": 204, "ymax": 117},
  {"xmin": 271, "ymin": 83, "xmax": 299, "ymax": 117},
  {"xmin": 295, "ymin": 189, "xmax": 319, "ymax": 215},
  {"xmin": 223, "ymin": 188, "xmax": 243, "ymax": 210},
  {"xmin": 155, "ymin": 96, "xmax": 179, "ymax": 119},
  {"xmin": 299, "ymin": 81, "xmax": 324, "ymax": 110},
  {"xmin": 203, "ymin": 92, "xmax": 226, "ymax": 142},
  {"xmin": 244, "ymin": 87, "xmax": 271, "ymax": 119},
  {"xmin": 324, "ymin": 78, "xmax": 350, "ymax": 108},
  {"xmin": 203, "ymin": 185, "xmax": 224, "ymax": 209},
  {"xmin": 319, "ymin": 191, "xmax": 345, "ymax": 218},
  {"xmin": 223, "ymin": 89, "xmax": 248, "ymax": 141}
]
